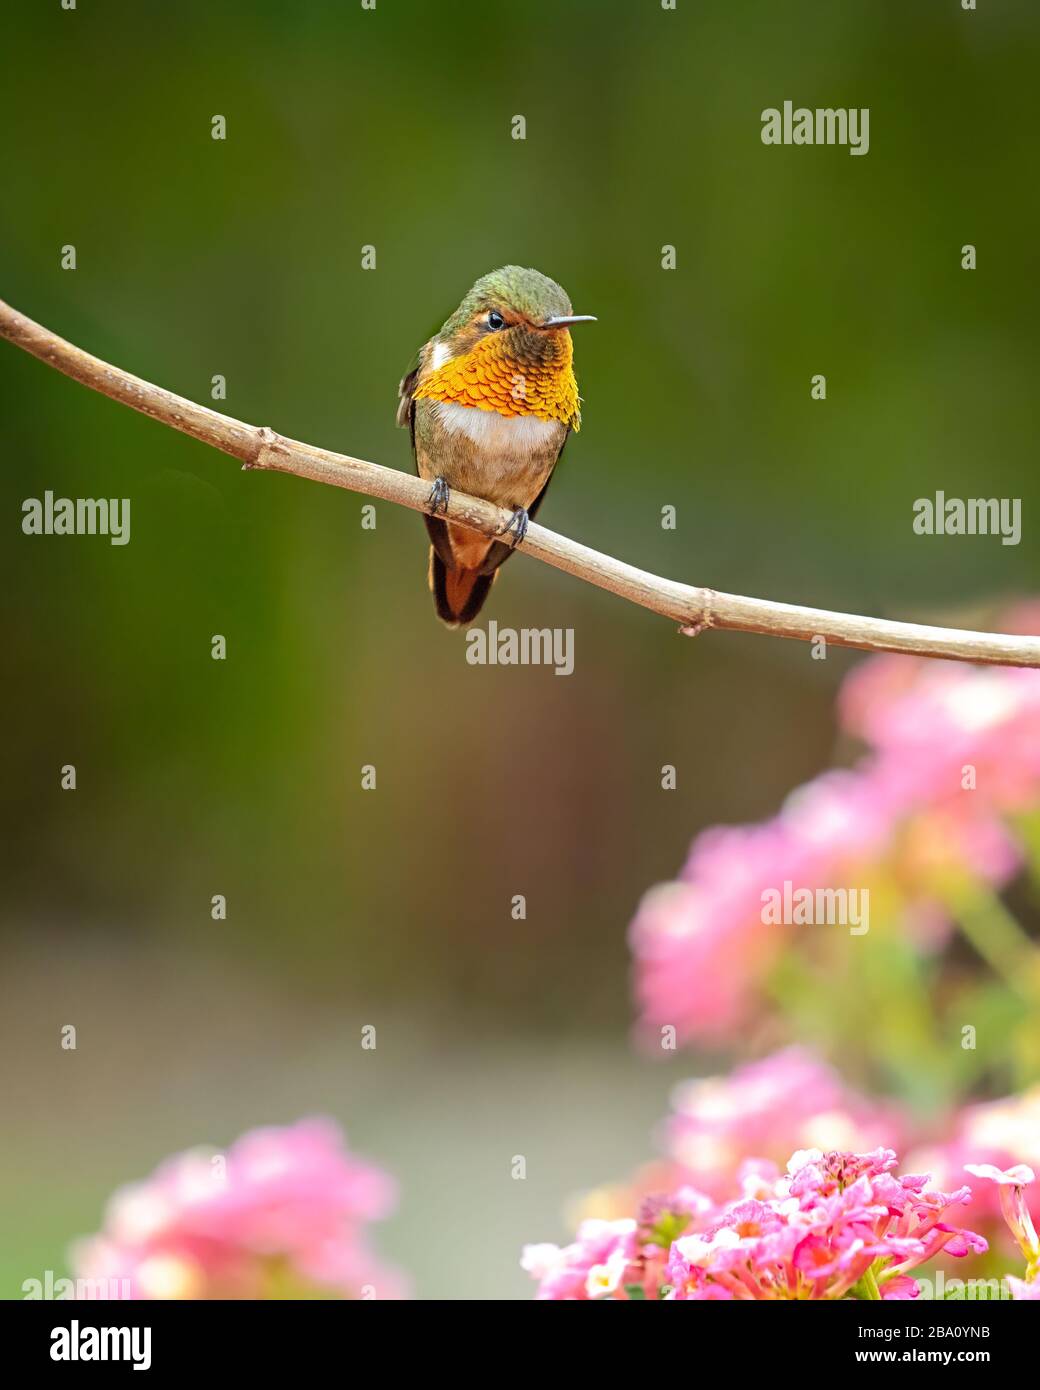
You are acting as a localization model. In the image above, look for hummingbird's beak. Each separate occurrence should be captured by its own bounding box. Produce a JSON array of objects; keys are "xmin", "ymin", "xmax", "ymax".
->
[{"xmin": 539, "ymin": 314, "xmax": 597, "ymax": 329}]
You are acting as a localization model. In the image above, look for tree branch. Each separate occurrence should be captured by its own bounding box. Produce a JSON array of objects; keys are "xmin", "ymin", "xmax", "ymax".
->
[{"xmin": 2, "ymin": 296, "xmax": 1036, "ymax": 667}]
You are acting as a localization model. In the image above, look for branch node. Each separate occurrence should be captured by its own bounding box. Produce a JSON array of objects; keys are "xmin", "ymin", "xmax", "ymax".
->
[
  {"xmin": 679, "ymin": 588, "xmax": 716, "ymax": 638},
  {"xmin": 245, "ymin": 425, "xmax": 282, "ymax": 471}
]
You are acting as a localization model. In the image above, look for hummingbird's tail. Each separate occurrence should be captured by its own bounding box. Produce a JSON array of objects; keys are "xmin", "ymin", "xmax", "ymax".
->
[{"xmin": 429, "ymin": 548, "xmax": 496, "ymax": 627}]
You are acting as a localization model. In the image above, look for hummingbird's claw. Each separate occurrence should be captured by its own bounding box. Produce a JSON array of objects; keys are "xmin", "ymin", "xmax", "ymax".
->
[
  {"xmin": 428, "ymin": 477, "xmax": 451, "ymax": 515},
  {"xmin": 499, "ymin": 507, "xmax": 529, "ymax": 547}
]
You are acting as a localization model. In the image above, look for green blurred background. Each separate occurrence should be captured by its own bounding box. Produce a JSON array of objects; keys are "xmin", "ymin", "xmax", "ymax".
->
[{"xmin": 1, "ymin": 0, "xmax": 1037, "ymax": 1298}]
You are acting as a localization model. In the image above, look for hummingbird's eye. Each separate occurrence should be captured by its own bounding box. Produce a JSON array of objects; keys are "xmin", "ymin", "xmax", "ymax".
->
[{"xmin": 486, "ymin": 309, "xmax": 505, "ymax": 331}]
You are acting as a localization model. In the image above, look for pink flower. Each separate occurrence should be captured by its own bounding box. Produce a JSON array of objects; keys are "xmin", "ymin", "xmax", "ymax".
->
[
  {"xmin": 629, "ymin": 882, "xmax": 751, "ymax": 1042},
  {"xmin": 963, "ymin": 1163, "xmax": 1036, "ymax": 1186},
  {"xmin": 522, "ymin": 1219, "xmax": 639, "ymax": 1301},
  {"xmin": 523, "ymin": 1190, "xmax": 711, "ymax": 1301},
  {"xmin": 881, "ymin": 1275, "xmax": 922, "ymax": 1300},
  {"xmin": 71, "ymin": 1119, "xmax": 406, "ymax": 1299},
  {"xmin": 965, "ymin": 1162, "xmax": 1039, "ymax": 1275},
  {"xmin": 666, "ymin": 1148, "xmax": 986, "ymax": 1301}
]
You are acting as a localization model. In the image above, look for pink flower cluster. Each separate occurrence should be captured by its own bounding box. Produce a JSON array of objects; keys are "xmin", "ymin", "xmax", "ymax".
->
[
  {"xmin": 630, "ymin": 632, "xmax": 1040, "ymax": 1046},
  {"xmin": 71, "ymin": 1119, "xmax": 406, "ymax": 1299},
  {"xmin": 530, "ymin": 1050, "xmax": 1040, "ymax": 1301},
  {"xmin": 525, "ymin": 1147, "xmax": 990, "ymax": 1301},
  {"xmin": 669, "ymin": 1051, "xmax": 1040, "ymax": 1268},
  {"xmin": 667, "ymin": 1148, "xmax": 984, "ymax": 1301}
]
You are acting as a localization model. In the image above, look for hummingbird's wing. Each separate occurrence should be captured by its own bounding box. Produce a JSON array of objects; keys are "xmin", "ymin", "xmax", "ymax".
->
[
  {"xmin": 396, "ymin": 363, "xmax": 419, "ymax": 436},
  {"xmin": 397, "ymin": 348, "xmax": 456, "ymax": 569}
]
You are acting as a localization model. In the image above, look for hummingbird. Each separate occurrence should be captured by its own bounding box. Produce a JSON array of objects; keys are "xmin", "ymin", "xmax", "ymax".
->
[{"xmin": 397, "ymin": 265, "xmax": 594, "ymax": 626}]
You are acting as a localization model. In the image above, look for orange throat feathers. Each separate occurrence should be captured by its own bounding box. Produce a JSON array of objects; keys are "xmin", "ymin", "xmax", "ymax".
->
[{"xmin": 414, "ymin": 332, "xmax": 581, "ymax": 429}]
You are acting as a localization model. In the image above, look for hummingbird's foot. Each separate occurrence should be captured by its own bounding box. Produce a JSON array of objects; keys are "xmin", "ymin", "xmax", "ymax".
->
[
  {"xmin": 428, "ymin": 476, "xmax": 451, "ymax": 515},
  {"xmin": 499, "ymin": 506, "xmax": 530, "ymax": 547}
]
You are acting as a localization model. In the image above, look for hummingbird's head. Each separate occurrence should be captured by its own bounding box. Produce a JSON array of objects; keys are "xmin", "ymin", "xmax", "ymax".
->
[
  {"xmin": 439, "ymin": 265, "xmax": 594, "ymax": 363},
  {"xmin": 419, "ymin": 265, "xmax": 594, "ymax": 428}
]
